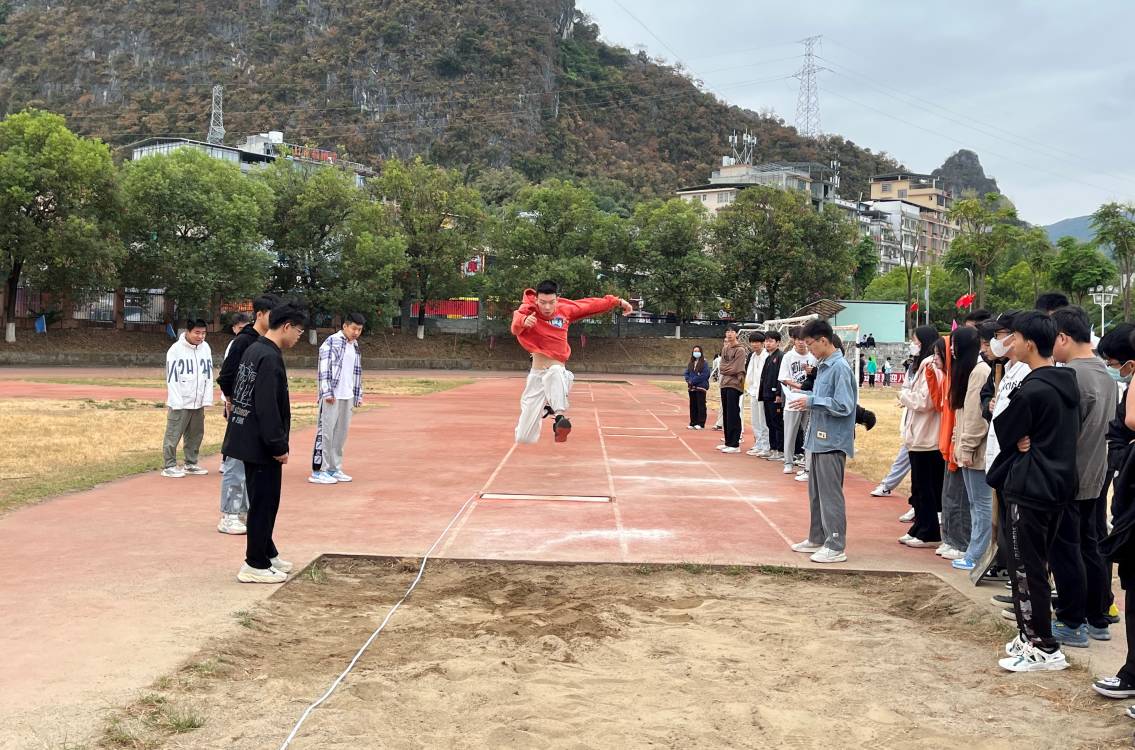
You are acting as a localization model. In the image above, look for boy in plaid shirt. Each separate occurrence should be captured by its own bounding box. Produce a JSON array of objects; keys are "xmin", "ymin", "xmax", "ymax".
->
[{"xmin": 310, "ymin": 313, "xmax": 365, "ymax": 484}]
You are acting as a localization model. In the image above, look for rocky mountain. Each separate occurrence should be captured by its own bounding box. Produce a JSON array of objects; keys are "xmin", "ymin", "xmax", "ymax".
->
[
  {"xmin": 0, "ymin": 0, "xmax": 901, "ymax": 199},
  {"xmin": 931, "ymin": 149, "xmax": 1000, "ymax": 199}
]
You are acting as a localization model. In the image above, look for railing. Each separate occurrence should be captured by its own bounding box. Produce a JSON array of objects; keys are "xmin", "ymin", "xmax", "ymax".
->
[{"xmin": 410, "ymin": 298, "xmax": 480, "ymax": 319}]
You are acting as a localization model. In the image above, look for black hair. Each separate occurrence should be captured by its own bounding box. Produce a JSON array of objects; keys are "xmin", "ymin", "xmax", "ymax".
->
[
  {"xmin": 765, "ymin": 330, "xmax": 782, "ymax": 342},
  {"xmin": 1050, "ymin": 305, "xmax": 1092, "ymax": 344},
  {"xmin": 186, "ymin": 318, "xmax": 207, "ymax": 331},
  {"xmin": 269, "ymin": 302, "xmax": 308, "ymax": 330},
  {"xmin": 230, "ymin": 312, "xmax": 252, "ymax": 328},
  {"xmin": 1099, "ymin": 323, "xmax": 1135, "ymax": 362},
  {"xmin": 993, "ymin": 309, "xmax": 1021, "ymax": 332},
  {"xmin": 977, "ymin": 319, "xmax": 1000, "ymax": 342},
  {"xmin": 800, "ymin": 319, "xmax": 834, "ymax": 343},
  {"xmin": 749, "ymin": 331, "xmax": 766, "ymax": 343},
  {"xmin": 912, "ymin": 324, "xmax": 940, "ymax": 372},
  {"xmin": 964, "ymin": 308, "xmax": 992, "ymax": 324},
  {"xmin": 725, "ymin": 324, "xmax": 739, "ymax": 334},
  {"xmin": 1035, "ymin": 292, "xmax": 1070, "ymax": 313},
  {"xmin": 1012, "ymin": 310, "xmax": 1058, "ymax": 358},
  {"xmin": 688, "ymin": 345, "xmax": 706, "ymax": 373},
  {"xmin": 535, "ymin": 280, "xmax": 558, "ymax": 295},
  {"xmin": 832, "ymin": 332, "xmax": 844, "ymax": 353},
  {"xmin": 949, "ymin": 327, "xmax": 982, "ymax": 411},
  {"xmin": 252, "ymin": 294, "xmax": 282, "ymax": 315},
  {"xmin": 788, "ymin": 325, "xmax": 804, "ymax": 339},
  {"xmin": 344, "ymin": 312, "xmax": 366, "ymax": 327}
]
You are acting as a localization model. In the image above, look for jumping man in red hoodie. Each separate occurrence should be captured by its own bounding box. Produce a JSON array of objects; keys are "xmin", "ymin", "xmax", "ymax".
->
[{"xmin": 510, "ymin": 280, "xmax": 633, "ymax": 443}]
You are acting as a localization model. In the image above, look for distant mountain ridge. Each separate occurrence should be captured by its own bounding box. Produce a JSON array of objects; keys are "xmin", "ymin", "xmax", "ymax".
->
[{"xmin": 1044, "ymin": 215, "xmax": 1095, "ymax": 244}]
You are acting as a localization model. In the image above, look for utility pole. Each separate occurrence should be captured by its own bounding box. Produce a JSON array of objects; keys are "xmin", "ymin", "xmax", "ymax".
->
[
  {"xmin": 794, "ymin": 35, "xmax": 823, "ymax": 139},
  {"xmin": 207, "ymin": 85, "xmax": 225, "ymax": 145}
]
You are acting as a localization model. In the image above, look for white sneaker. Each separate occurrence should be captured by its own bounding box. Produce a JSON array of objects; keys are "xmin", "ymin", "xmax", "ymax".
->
[
  {"xmin": 238, "ymin": 513, "xmax": 248, "ymax": 525},
  {"xmin": 237, "ymin": 564, "xmax": 287, "ymax": 584},
  {"xmin": 330, "ymin": 471, "xmax": 352, "ymax": 482},
  {"xmin": 935, "ymin": 543, "xmax": 949, "ymax": 555},
  {"xmin": 308, "ymin": 471, "xmax": 338, "ymax": 485},
  {"xmin": 183, "ymin": 464, "xmax": 209, "ymax": 476},
  {"xmin": 898, "ymin": 534, "xmax": 914, "ymax": 544},
  {"xmin": 270, "ymin": 557, "xmax": 293, "ymax": 574},
  {"xmin": 746, "ymin": 447, "xmax": 764, "ymax": 456},
  {"xmin": 1005, "ymin": 633, "xmax": 1028, "ymax": 657},
  {"xmin": 783, "ymin": 465, "xmax": 796, "ymax": 474},
  {"xmin": 687, "ymin": 425, "xmax": 696, "ymax": 430},
  {"xmin": 720, "ymin": 446, "xmax": 740, "ymax": 454},
  {"xmin": 903, "ymin": 538, "xmax": 935, "ymax": 548},
  {"xmin": 998, "ymin": 642, "xmax": 1068, "ymax": 672},
  {"xmin": 941, "ymin": 547, "xmax": 966, "ymax": 561},
  {"xmin": 217, "ymin": 514, "xmax": 247, "ymax": 535},
  {"xmin": 766, "ymin": 452, "xmax": 784, "ymax": 462},
  {"xmin": 1001, "ymin": 607, "xmax": 1018, "ymax": 621},
  {"xmin": 810, "ymin": 547, "xmax": 848, "ymax": 564},
  {"xmin": 899, "ymin": 508, "xmax": 915, "ymax": 523},
  {"xmin": 161, "ymin": 467, "xmax": 185, "ymax": 478},
  {"xmin": 794, "ymin": 471, "xmax": 809, "ymax": 482},
  {"xmin": 715, "ymin": 444, "xmax": 729, "ymax": 450},
  {"xmin": 791, "ymin": 540, "xmax": 822, "ymax": 553},
  {"xmin": 870, "ymin": 484, "xmax": 892, "ymax": 497}
]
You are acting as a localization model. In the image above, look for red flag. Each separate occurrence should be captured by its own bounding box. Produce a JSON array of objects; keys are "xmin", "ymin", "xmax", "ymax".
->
[
  {"xmin": 955, "ymin": 292, "xmax": 976, "ymax": 309},
  {"xmin": 909, "ymin": 301, "xmax": 919, "ymax": 312}
]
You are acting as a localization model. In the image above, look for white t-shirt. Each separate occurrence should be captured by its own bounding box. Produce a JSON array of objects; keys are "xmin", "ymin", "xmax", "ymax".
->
[
  {"xmin": 984, "ymin": 360, "xmax": 1031, "ymax": 471},
  {"xmin": 778, "ymin": 349, "xmax": 816, "ymax": 399},
  {"xmin": 333, "ymin": 342, "xmax": 358, "ymax": 400}
]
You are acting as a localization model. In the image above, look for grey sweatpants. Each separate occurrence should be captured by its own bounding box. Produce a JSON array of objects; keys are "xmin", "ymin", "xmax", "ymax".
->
[
  {"xmin": 806, "ymin": 450, "xmax": 848, "ymax": 552},
  {"xmin": 318, "ymin": 399, "xmax": 354, "ymax": 473},
  {"xmin": 163, "ymin": 408, "xmax": 204, "ymax": 468},
  {"xmin": 941, "ymin": 467, "xmax": 971, "ymax": 552},
  {"xmin": 783, "ymin": 408, "xmax": 809, "ymax": 465}
]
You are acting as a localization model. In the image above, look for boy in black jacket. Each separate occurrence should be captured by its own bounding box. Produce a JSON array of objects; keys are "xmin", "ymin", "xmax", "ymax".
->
[
  {"xmin": 223, "ymin": 302, "xmax": 307, "ymax": 584},
  {"xmin": 758, "ymin": 331, "xmax": 785, "ymax": 460},
  {"xmin": 988, "ymin": 311, "xmax": 1080, "ymax": 672}
]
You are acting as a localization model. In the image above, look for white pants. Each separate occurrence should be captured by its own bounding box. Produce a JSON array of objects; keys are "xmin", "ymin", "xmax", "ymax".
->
[
  {"xmin": 748, "ymin": 392, "xmax": 769, "ymax": 451},
  {"xmin": 515, "ymin": 365, "xmax": 574, "ymax": 444}
]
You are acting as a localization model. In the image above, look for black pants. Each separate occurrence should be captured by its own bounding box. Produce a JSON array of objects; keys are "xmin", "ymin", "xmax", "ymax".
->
[
  {"xmin": 244, "ymin": 460, "xmax": 282, "ymax": 569},
  {"xmin": 868, "ymin": 374, "xmax": 876, "ymax": 387},
  {"xmin": 1119, "ymin": 579, "xmax": 1135, "ymax": 683},
  {"xmin": 1002, "ymin": 499, "xmax": 1062, "ymax": 650},
  {"xmin": 762, "ymin": 400, "xmax": 784, "ymax": 452},
  {"xmin": 721, "ymin": 387, "xmax": 743, "ymax": 448},
  {"xmin": 1051, "ymin": 497, "xmax": 1111, "ymax": 629},
  {"xmin": 908, "ymin": 449, "xmax": 944, "ymax": 542},
  {"xmin": 688, "ymin": 389, "xmax": 707, "ymax": 428}
]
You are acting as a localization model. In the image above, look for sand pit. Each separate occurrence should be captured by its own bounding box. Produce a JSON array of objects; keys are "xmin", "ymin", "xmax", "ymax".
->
[{"xmin": 102, "ymin": 558, "xmax": 1128, "ymax": 749}]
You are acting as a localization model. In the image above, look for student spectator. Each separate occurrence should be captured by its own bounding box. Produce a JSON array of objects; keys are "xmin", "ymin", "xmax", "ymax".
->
[
  {"xmin": 949, "ymin": 327, "xmax": 993, "ymax": 572},
  {"xmin": 964, "ymin": 309, "xmax": 993, "ymax": 327},
  {"xmin": 759, "ymin": 331, "xmax": 786, "ymax": 461},
  {"xmin": 780, "ymin": 327, "xmax": 817, "ymax": 476},
  {"xmin": 745, "ymin": 333, "xmax": 771, "ymax": 455},
  {"xmin": 162, "ymin": 319, "xmax": 213, "ymax": 479},
  {"xmin": 716, "ymin": 327, "xmax": 747, "ymax": 454},
  {"xmin": 683, "ymin": 345, "xmax": 710, "ymax": 430},
  {"xmin": 936, "ymin": 335, "xmax": 971, "ymax": 563},
  {"xmin": 899, "ymin": 326, "xmax": 944, "ymax": 548},
  {"xmin": 866, "ymin": 356, "xmax": 878, "ymax": 387},
  {"xmin": 710, "ymin": 350, "xmax": 723, "ymax": 430},
  {"xmin": 1036, "ymin": 292, "xmax": 1070, "ymax": 313}
]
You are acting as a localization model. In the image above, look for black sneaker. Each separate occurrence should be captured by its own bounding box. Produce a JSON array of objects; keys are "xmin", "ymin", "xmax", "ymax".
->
[
  {"xmin": 990, "ymin": 593, "xmax": 1014, "ymax": 606},
  {"xmin": 1093, "ymin": 676, "xmax": 1135, "ymax": 699},
  {"xmin": 983, "ymin": 567, "xmax": 1011, "ymax": 582},
  {"xmin": 542, "ymin": 404, "xmax": 555, "ymax": 419},
  {"xmin": 553, "ymin": 415, "xmax": 572, "ymax": 443}
]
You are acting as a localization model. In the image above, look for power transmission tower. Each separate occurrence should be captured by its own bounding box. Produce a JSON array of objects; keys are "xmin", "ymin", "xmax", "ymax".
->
[
  {"xmin": 794, "ymin": 35, "xmax": 823, "ymax": 139},
  {"xmin": 207, "ymin": 85, "xmax": 225, "ymax": 144}
]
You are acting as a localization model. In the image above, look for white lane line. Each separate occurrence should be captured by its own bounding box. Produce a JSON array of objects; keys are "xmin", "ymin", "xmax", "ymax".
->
[{"xmin": 594, "ymin": 407, "xmax": 628, "ymax": 561}]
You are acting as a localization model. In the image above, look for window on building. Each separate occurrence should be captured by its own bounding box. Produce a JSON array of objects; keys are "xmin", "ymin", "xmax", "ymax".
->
[
  {"xmin": 898, "ymin": 189, "xmax": 908, "ymax": 199},
  {"xmin": 700, "ymin": 194, "xmax": 706, "ymax": 201},
  {"xmin": 881, "ymin": 183, "xmax": 892, "ymax": 193}
]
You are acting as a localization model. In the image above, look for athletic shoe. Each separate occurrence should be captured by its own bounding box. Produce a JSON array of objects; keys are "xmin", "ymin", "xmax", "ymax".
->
[
  {"xmin": 782, "ymin": 465, "xmax": 796, "ymax": 474},
  {"xmin": 269, "ymin": 557, "xmax": 293, "ymax": 574},
  {"xmin": 1053, "ymin": 622, "xmax": 1090, "ymax": 648},
  {"xmin": 766, "ymin": 452, "xmax": 784, "ymax": 462},
  {"xmin": 903, "ymin": 538, "xmax": 936, "ymax": 548},
  {"xmin": 794, "ymin": 471, "xmax": 809, "ymax": 482},
  {"xmin": 746, "ymin": 447, "xmax": 768, "ymax": 456},
  {"xmin": 991, "ymin": 594, "xmax": 1015, "ymax": 606},
  {"xmin": 542, "ymin": 404, "xmax": 555, "ymax": 419},
  {"xmin": 712, "ymin": 425, "xmax": 723, "ymax": 431},
  {"xmin": 984, "ymin": 567, "xmax": 1011, "ymax": 583},
  {"xmin": 694, "ymin": 426, "xmax": 704, "ymax": 430},
  {"xmin": 688, "ymin": 425, "xmax": 696, "ymax": 430},
  {"xmin": 237, "ymin": 564, "xmax": 287, "ymax": 584},
  {"xmin": 1005, "ymin": 633, "xmax": 1028, "ymax": 657},
  {"xmin": 951, "ymin": 558, "xmax": 976, "ymax": 570},
  {"xmin": 1001, "ymin": 607, "xmax": 1018, "ymax": 621},
  {"xmin": 870, "ymin": 484, "xmax": 892, "ymax": 497},
  {"xmin": 934, "ymin": 543, "xmax": 949, "ymax": 555},
  {"xmin": 1094, "ymin": 676, "xmax": 1135, "ymax": 699},
  {"xmin": 330, "ymin": 471, "xmax": 353, "ymax": 483},
  {"xmin": 238, "ymin": 513, "xmax": 248, "ymax": 525},
  {"xmin": 793, "ymin": 457, "xmax": 806, "ymax": 467},
  {"xmin": 1108, "ymin": 603, "xmax": 1121, "ymax": 624},
  {"xmin": 810, "ymin": 547, "xmax": 847, "ymax": 564},
  {"xmin": 716, "ymin": 444, "xmax": 729, "ymax": 449},
  {"xmin": 183, "ymin": 464, "xmax": 209, "ymax": 476},
  {"xmin": 899, "ymin": 508, "xmax": 915, "ymax": 522},
  {"xmin": 720, "ymin": 446, "xmax": 740, "ymax": 454},
  {"xmin": 898, "ymin": 534, "xmax": 914, "ymax": 544},
  {"xmin": 1088, "ymin": 625, "xmax": 1112, "ymax": 641},
  {"xmin": 791, "ymin": 540, "xmax": 822, "ymax": 553},
  {"xmin": 999, "ymin": 643, "xmax": 1068, "ymax": 672},
  {"xmin": 1127, "ymin": 705, "xmax": 1135, "ymax": 720},
  {"xmin": 161, "ymin": 467, "xmax": 185, "ymax": 478},
  {"xmin": 308, "ymin": 471, "xmax": 338, "ymax": 485},
  {"xmin": 217, "ymin": 514, "xmax": 247, "ymax": 535},
  {"xmin": 553, "ymin": 415, "xmax": 572, "ymax": 443},
  {"xmin": 942, "ymin": 549, "xmax": 967, "ymax": 561}
]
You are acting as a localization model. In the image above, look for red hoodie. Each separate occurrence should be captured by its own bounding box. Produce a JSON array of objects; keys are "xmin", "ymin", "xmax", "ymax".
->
[{"xmin": 510, "ymin": 288, "xmax": 620, "ymax": 363}]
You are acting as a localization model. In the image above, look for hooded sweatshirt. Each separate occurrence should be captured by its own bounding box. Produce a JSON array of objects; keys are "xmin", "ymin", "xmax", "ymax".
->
[
  {"xmin": 986, "ymin": 365, "xmax": 1080, "ymax": 509},
  {"xmin": 217, "ymin": 324, "xmax": 260, "ymax": 399},
  {"xmin": 510, "ymin": 289, "xmax": 621, "ymax": 364},
  {"xmin": 222, "ymin": 338, "xmax": 291, "ymax": 464},
  {"xmin": 166, "ymin": 333, "xmax": 214, "ymax": 410},
  {"xmin": 718, "ymin": 340, "xmax": 747, "ymax": 391}
]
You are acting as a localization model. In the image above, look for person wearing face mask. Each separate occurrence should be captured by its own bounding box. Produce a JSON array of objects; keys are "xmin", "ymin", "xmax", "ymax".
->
[
  {"xmin": 684, "ymin": 345, "xmax": 711, "ymax": 429},
  {"xmin": 899, "ymin": 326, "xmax": 945, "ymax": 548}
]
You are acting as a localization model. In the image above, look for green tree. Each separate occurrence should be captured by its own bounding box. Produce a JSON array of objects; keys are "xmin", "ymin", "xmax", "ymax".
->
[
  {"xmin": 864, "ymin": 264, "xmax": 967, "ymax": 331},
  {"xmin": 945, "ymin": 192, "xmax": 1020, "ymax": 310},
  {"xmin": 119, "ymin": 147, "xmax": 274, "ymax": 319},
  {"xmin": 374, "ymin": 157, "xmax": 485, "ymax": 339},
  {"xmin": 321, "ymin": 199, "xmax": 409, "ymax": 324},
  {"xmin": 629, "ymin": 198, "xmax": 719, "ymax": 338},
  {"xmin": 1092, "ymin": 202, "xmax": 1135, "ymax": 320},
  {"xmin": 0, "ymin": 109, "xmax": 120, "ymax": 342},
  {"xmin": 850, "ymin": 236, "xmax": 878, "ymax": 298},
  {"xmin": 987, "ymin": 260, "xmax": 1038, "ymax": 313},
  {"xmin": 1049, "ymin": 236, "xmax": 1116, "ymax": 305},
  {"xmin": 1018, "ymin": 227, "xmax": 1055, "ymax": 302}
]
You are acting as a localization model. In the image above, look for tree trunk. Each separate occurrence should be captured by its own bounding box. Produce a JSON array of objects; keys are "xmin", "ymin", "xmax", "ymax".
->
[
  {"xmin": 976, "ymin": 269, "xmax": 988, "ymax": 311},
  {"xmin": 904, "ymin": 270, "xmax": 913, "ymax": 338},
  {"xmin": 4, "ymin": 261, "xmax": 21, "ymax": 343},
  {"xmin": 1124, "ymin": 256, "xmax": 1133, "ymax": 321}
]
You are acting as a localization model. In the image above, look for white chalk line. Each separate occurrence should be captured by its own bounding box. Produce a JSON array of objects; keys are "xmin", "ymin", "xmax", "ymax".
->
[{"xmin": 593, "ymin": 407, "xmax": 629, "ymax": 561}]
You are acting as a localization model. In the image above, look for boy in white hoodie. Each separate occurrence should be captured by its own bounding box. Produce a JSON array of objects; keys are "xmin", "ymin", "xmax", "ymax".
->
[{"xmin": 163, "ymin": 319, "xmax": 214, "ymax": 478}]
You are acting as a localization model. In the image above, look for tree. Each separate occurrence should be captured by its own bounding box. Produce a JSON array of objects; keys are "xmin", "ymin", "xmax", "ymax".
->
[
  {"xmin": 374, "ymin": 157, "xmax": 485, "ymax": 339},
  {"xmin": 119, "ymin": 147, "xmax": 274, "ymax": 319},
  {"xmin": 945, "ymin": 192, "xmax": 1020, "ymax": 310},
  {"xmin": 850, "ymin": 236, "xmax": 878, "ymax": 298},
  {"xmin": 1018, "ymin": 227, "xmax": 1055, "ymax": 302},
  {"xmin": 629, "ymin": 198, "xmax": 719, "ymax": 338},
  {"xmin": 0, "ymin": 109, "xmax": 120, "ymax": 342},
  {"xmin": 321, "ymin": 199, "xmax": 409, "ymax": 324},
  {"xmin": 1092, "ymin": 202, "xmax": 1135, "ymax": 320},
  {"xmin": 1049, "ymin": 237, "xmax": 1116, "ymax": 305},
  {"xmin": 987, "ymin": 260, "xmax": 1038, "ymax": 313},
  {"xmin": 863, "ymin": 264, "xmax": 967, "ymax": 331}
]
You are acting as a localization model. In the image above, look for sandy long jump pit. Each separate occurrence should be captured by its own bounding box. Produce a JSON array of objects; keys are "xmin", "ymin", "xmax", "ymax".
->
[{"xmin": 105, "ymin": 558, "xmax": 1129, "ymax": 749}]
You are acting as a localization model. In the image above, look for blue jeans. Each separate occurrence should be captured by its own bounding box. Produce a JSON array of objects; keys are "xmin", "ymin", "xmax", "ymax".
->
[
  {"xmin": 220, "ymin": 455, "xmax": 248, "ymax": 515},
  {"xmin": 961, "ymin": 467, "xmax": 993, "ymax": 565}
]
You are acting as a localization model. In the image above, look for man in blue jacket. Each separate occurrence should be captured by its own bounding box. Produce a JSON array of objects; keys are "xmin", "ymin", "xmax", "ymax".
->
[{"xmin": 787, "ymin": 319, "xmax": 857, "ymax": 564}]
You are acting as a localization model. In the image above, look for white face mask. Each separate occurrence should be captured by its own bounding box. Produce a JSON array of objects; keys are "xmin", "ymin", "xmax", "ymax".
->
[
  {"xmin": 908, "ymin": 341, "xmax": 921, "ymax": 356},
  {"xmin": 692, "ymin": 352, "xmax": 702, "ymax": 359},
  {"xmin": 989, "ymin": 336, "xmax": 1011, "ymax": 358}
]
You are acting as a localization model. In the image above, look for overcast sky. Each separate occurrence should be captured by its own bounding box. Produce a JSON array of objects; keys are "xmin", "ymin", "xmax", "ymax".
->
[{"xmin": 577, "ymin": 1, "xmax": 1135, "ymax": 226}]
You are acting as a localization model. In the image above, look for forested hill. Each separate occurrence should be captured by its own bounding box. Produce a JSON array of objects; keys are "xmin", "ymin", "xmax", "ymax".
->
[{"xmin": 0, "ymin": 0, "xmax": 901, "ymax": 198}]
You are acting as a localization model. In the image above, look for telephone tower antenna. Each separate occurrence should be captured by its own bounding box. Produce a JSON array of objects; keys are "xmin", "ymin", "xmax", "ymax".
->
[
  {"xmin": 794, "ymin": 35, "xmax": 823, "ymax": 139},
  {"xmin": 207, "ymin": 85, "xmax": 226, "ymax": 145}
]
